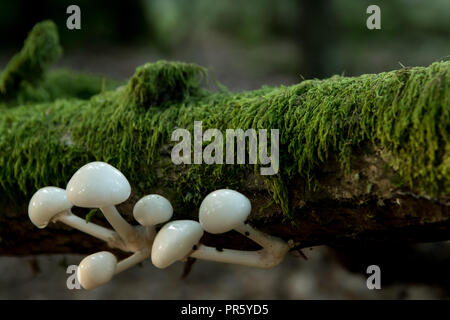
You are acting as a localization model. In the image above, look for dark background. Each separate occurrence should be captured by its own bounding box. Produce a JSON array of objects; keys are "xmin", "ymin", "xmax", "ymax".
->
[
  {"xmin": 1, "ymin": 0, "xmax": 449, "ymax": 85},
  {"xmin": 0, "ymin": 0, "xmax": 449, "ymax": 299}
]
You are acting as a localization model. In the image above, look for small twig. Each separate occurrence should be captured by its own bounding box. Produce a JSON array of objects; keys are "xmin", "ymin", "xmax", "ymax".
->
[{"xmin": 181, "ymin": 257, "xmax": 197, "ymax": 279}]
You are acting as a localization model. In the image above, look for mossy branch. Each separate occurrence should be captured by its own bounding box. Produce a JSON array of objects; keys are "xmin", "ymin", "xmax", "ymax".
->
[
  {"xmin": 123, "ymin": 61, "xmax": 207, "ymax": 108},
  {"xmin": 0, "ymin": 21, "xmax": 449, "ymax": 255},
  {"xmin": 0, "ymin": 20, "xmax": 62, "ymax": 100}
]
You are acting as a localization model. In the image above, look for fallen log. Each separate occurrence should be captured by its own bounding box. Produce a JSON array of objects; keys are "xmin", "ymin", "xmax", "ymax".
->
[{"xmin": 0, "ymin": 21, "xmax": 449, "ymax": 256}]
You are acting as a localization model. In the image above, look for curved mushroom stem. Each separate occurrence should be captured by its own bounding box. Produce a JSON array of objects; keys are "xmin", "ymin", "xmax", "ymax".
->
[
  {"xmin": 190, "ymin": 222, "xmax": 289, "ymax": 268},
  {"xmin": 234, "ymin": 223, "xmax": 289, "ymax": 258},
  {"xmin": 190, "ymin": 244, "xmax": 286, "ymax": 268},
  {"xmin": 54, "ymin": 210, "xmax": 118, "ymax": 243},
  {"xmin": 115, "ymin": 248, "xmax": 151, "ymax": 274},
  {"xmin": 100, "ymin": 205, "xmax": 137, "ymax": 245}
]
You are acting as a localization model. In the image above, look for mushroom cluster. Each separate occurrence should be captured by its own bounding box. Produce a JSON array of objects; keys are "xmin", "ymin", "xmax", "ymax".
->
[{"xmin": 28, "ymin": 161, "xmax": 290, "ymax": 290}]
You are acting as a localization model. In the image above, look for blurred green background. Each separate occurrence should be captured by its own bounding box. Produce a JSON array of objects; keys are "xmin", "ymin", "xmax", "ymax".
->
[{"xmin": 0, "ymin": 0, "xmax": 449, "ymax": 87}]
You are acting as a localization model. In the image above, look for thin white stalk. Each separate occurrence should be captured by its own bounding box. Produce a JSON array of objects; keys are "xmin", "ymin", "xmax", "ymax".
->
[
  {"xmin": 234, "ymin": 223, "xmax": 289, "ymax": 256},
  {"xmin": 100, "ymin": 206, "xmax": 136, "ymax": 244},
  {"xmin": 115, "ymin": 248, "xmax": 151, "ymax": 274},
  {"xmin": 189, "ymin": 245, "xmax": 281, "ymax": 268},
  {"xmin": 55, "ymin": 211, "xmax": 117, "ymax": 243},
  {"xmin": 192, "ymin": 222, "xmax": 290, "ymax": 268}
]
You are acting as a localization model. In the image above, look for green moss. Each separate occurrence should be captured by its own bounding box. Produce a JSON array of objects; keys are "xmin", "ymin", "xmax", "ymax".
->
[
  {"xmin": 42, "ymin": 69, "xmax": 123, "ymax": 101},
  {"xmin": 0, "ymin": 23, "xmax": 449, "ymax": 219},
  {"xmin": 1, "ymin": 60, "xmax": 448, "ymax": 219},
  {"xmin": 85, "ymin": 208, "xmax": 104, "ymax": 223},
  {"xmin": 0, "ymin": 20, "xmax": 62, "ymax": 100},
  {"xmin": 0, "ymin": 69, "xmax": 123, "ymax": 107},
  {"xmin": 123, "ymin": 60, "xmax": 207, "ymax": 108},
  {"xmin": 0, "ymin": 19, "xmax": 120, "ymax": 106}
]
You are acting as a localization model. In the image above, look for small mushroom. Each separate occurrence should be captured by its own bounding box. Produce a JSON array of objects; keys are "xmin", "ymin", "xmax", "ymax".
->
[
  {"xmin": 77, "ymin": 251, "xmax": 117, "ymax": 290},
  {"xmin": 199, "ymin": 189, "xmax": 251, "ymax": 234},
  {"xmin": 29, "ymin": 162, "xmax": 167, "ymax": 290},
  {"xmin": 66, "ymin": 162, "xmax": 137, "ymax": 246},
  {"xmin": 77, "ymin": 249, "xmax": 151, "ymax": 290},
  {"xmin": 29, "ymin": 186, "xmax": 72, "ymax": 229},
  {"xmin": 133, "ymin": 194, "xmax": 173, "ymax": 227},
  {"xmin": 151, "ymin": 220, "xmax": 203, "ymax": 268},
  {"xmin": 28, "ymin": 186, "xmax": 116, "ymax": 243},
  {"xmin": 192, "ymin": 189, "xmax": 289, "ymax": 268}
]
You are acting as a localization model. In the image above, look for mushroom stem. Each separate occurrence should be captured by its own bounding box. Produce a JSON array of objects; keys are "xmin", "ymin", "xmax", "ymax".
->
[
  {"xmin": 55, "ymin": 210, "xmax": 118, "ymax": 243},
  {"xmin": 234, "ymin": 223, "xmax": 289, "ymax": 256},
  {"xmin": 115, "ymin": 248, "xmax": 151, "ymax": 274},
  {"xmin": 190, "ymin": 245, "xmax": 285, "ymax": 268},
  {"xmin": 100, "ymin": 206, "xmax": 136, "ymax": 244},
  {"xmin": 190, "ymin": 221, "xmax": 289, "ymax": 268}
]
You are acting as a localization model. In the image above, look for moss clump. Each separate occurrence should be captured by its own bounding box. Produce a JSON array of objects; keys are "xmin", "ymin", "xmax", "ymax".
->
[
  {"xmin": 0, "ymin": 20, "xmax": 120, "ymax": 106},
  {"xmin": 0, "ymin": 21, "xmax": 448, "ymax": 219},
  {"xmin": 0, "ymin": 20, "xmax": 62, "ymax": 100},
  {"xmin": 0, "ymin": 60, "xmax": 448, "ymax": 219},
  {"xmin": 123, "ymin": 60, "xmax": 207, "ymax": 108},
  {"xmin": 0, "ymin": 69, "xmax": 123, "ymax": 107}
]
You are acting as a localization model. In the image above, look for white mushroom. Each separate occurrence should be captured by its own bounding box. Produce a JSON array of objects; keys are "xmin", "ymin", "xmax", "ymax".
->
[
  {"xmin": 65, "ymin": 161, "xmax": 156, "ymax": 283},
  {"xmin": 28, "ymin": 186, "xmax": 116, "ymax": 243},
  {"xmin": 198, "ymin": 189, "xmax": 251, "ymax": 234},
  {"xmin": 77, "ymin": 249, "xmax": 151, "ymax": 290},
  {"xmin": 191, "ymin": 189, "xmax": 289, "ymax": 268},
  {"xmin": 151, "ymin": 220, "xmax": 203, "ymax": 268},
  {"xmin": 133, "ymin": 194, "xmax": 173, "ymax": 227},
  {"xmin": 29, "ymin": 186, "xmax": 72, "ymax": 228},
  {"xmin": 66, "ymin": 162, "xmax": 137, "ymax": 247},
  {"xmin": 29, "ymin": 162, "xmax": 174, "ymax": 290},
  {"xmin": 77, "ymin": 251, "xmax": 117, "ymax": 290},
  {"xmin": 30, "ymin": 161, "xmax": 290, "ymax": 287}
]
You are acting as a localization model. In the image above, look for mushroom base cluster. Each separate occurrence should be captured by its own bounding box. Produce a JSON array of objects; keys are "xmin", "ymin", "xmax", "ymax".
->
[{"xmin": 28, "ymin": 161, "xmax": 290, "ymax": 290}]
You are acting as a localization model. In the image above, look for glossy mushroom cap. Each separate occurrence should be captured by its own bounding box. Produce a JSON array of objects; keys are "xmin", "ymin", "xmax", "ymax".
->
[
  {"xmin": 28, "ymin": 187, "xmax": 73, "ymax": 228},
  {"xmin": 199, "ymin": 189, "xmax": 251, "ymax": 234},
  {"xmin": 151, "ymin": 220, "xmax": 203, "ymax": 269},
  {"xmin": 133, "ymin": 194, "xmax": 173, "ymax": 226},
  {"xmin": 66, "ymin": 162, "xmax": 131, "ymax": 208},
  {"xmin": 77, "ymin": 251, "xmax": 117, "ymax": 290}
]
